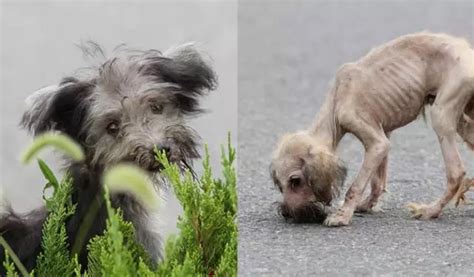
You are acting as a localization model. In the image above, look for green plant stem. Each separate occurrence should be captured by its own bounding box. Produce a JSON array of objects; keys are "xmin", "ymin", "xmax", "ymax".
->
[
  {"xmin": 0, "ymin": 236, "xmax": 30, "ymax": 277},
  {"xmin": 71, "ymin": 194, "xmax": 103, "ymax": 257}
]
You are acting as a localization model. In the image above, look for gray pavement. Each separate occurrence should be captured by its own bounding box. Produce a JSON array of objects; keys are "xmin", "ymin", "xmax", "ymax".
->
[{"xmin": 238, "ymin": 1, "xmax": 474, "ymax": 276}]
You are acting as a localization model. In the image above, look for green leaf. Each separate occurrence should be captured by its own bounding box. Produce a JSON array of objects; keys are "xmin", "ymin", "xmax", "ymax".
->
[
  {"xmin": 38, "ymin": 159, "xmax": 59, "ymax": 190},
  {"xmin": 38, "ymin": 158, "xmax": 60, "ymax": 208},
  {"xmin": 20, "ymin": 132, "xmax": 85, "ymax": 164}
]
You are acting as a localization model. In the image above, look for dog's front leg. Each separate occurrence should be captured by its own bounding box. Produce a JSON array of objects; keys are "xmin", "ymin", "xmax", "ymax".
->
[
  {"xmin": 356, "ymin": 154, "xmax": 388, "ymax": 213},
  {"xmin": 324, "ymin": 121, "xmax": 390, "ymax": 227},
  {"xmin": 356, "ymin": 131, "xmax": 391, "ymax": 213}
]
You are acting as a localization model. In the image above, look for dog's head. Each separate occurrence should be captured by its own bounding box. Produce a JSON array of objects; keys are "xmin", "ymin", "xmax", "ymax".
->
[
  {"xmin": 21, "ymin": 43, "xmax": 217, "ymax": 173},
  {"xmin": 270, "ymin": 132, "xmax": 346, "ymax": 223}
]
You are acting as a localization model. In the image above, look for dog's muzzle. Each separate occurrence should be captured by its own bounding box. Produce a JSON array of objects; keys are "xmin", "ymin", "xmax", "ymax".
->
[
  {"xmin": 278, "ymin": 202, "xmax": 328, "ymax": 223},
  {"xmin": 130, "ymin": 145, "xmax": 170, "ymax": 172}
]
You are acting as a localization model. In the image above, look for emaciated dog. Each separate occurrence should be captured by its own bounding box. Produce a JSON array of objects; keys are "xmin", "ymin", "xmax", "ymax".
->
[{"xmin": 271, "ymin": 32, "xmax": 473, "ymax": 226}]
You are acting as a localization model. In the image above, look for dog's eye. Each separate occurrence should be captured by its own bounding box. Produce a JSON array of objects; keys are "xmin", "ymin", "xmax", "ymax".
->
[
  {"xmin": 150, "ymin": 103, "xmax": 163, "ymax": 114},
  {"xmin": 289, "ymin": 176, "xmax": 301, "ymax": 189},
  {"xmin": 106, "ymin": 121, "xmax": 120, "ymax": 135}
]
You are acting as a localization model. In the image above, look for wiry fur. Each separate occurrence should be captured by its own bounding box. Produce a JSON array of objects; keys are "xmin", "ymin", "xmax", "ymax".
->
[
  {"xmin": 271, "ymin": 32, "xmax": 473, "ymax": 226},
  {"xmin": 1, "ymin": 42, "xmax": 216, "ymax": 272},
  {"xmin": 271, "ymin": 132, "xmax": 347, "ymax": 222}
]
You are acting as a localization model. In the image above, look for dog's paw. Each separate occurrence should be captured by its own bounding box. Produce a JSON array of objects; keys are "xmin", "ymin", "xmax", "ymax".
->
[
  {"xmin": 355, "ymin": 201, "xmax": 371, "ymax": 213},
  {"xmin": 323, "ymin": 210, "xmax": 351, "ymax": 227},
  {"xmin": 356, "ymin": 204, "xmax": 384, "ymax": 214},
  {"xmin": 454, "ymin": 194, "xmax": 468, "ymax": 207},
  {"xmin": 406, "ymin": 202, "xmax": 441, "ymax": 219},
  {"xmin": 453, "ymin": 178, "xmax": 474, "ymax": 207}
]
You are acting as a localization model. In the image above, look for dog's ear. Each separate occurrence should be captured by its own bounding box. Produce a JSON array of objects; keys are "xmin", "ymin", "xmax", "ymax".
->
[
  {"xmin": 162, "ymin": 43, "xmax": 217, "ymax": 92},
  {"xmin": 21, "ymin": 79, "xmax": 93, "ymax": 139},
  {"xmin": 269, "ymin": 162, "xmax": 282, "ymax": 192},
  {"xmin": 143, "ymin": 43, "xmax": 217, "ymax": 114},
  {"xmin": 302, "ymin": 149, "xmax": 347, "ymax": 204}
]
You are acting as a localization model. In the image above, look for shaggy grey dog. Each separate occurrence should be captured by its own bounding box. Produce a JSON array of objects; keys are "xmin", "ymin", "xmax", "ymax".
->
[{"xmin": 0, "ymin": 42, "xmax": 216, "ymax": 271}]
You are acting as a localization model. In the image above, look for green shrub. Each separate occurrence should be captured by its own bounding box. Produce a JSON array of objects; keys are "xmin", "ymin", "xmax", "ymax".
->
[
  {"xmin": 155, "ymin": 137, "xmax": 237, "ymax": 276},
  {"xmin": 35, "ymin": 164, "xmax": 77, "ymax": 276},
  {"xmin": 2, "ymin": 249, "xmax": 19, "ymax": 277},
  {"xmin": 1, "ymin": 132, "xmax": 237, "ymax": 276}
]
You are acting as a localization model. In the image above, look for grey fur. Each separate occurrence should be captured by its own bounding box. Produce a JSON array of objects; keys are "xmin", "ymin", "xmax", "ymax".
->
[{"xmin": 8, "ymin": 42, "xmax": 217, "ymax": 267}]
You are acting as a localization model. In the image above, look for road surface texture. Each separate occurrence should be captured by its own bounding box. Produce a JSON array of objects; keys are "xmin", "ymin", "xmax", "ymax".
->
[
  {"xmin": 238, "ymin": 1, "xmax": 474, "ymax": 276},
  {"xmin": 1, "ymin": 1, "xmax": 236, "ymax": 238}
]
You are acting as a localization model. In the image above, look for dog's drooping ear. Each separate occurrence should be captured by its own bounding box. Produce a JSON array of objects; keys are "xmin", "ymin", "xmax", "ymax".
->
[
  {"xmin": 269, "ymin": 163, "xmax": 283, "ymax": 192},
  {"xmin": 143, "ymin": 43, "xmax": 218, "ymax": 114},
  {"xmin": 302, "ymin": 149, "xmax": 347, "ymax": 204},
  {"xmin": 21, "ymin": 80, "xmax": 93, "ymax": 140}
]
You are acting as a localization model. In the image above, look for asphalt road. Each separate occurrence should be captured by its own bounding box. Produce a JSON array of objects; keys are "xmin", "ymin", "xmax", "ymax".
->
[{"xmin": 238, "ymin": 1, "xmax": 474, "ymax": 276}]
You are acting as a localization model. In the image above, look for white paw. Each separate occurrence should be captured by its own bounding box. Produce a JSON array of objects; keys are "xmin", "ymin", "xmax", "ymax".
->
[{"xmin": 323, "ymin": 211, "xmax": 351, "ymax": 227}]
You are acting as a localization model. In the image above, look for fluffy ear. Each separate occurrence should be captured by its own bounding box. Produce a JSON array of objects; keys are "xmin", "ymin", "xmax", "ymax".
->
[
  {"xmin": 142, "ymin": 43, "xmax": 217, "ymax": 114},
  {"xmin": 162, "ymin": 43, "xmax": 217, "ymax": 92},
  {"xmin": 302, "ymin": 149, "xmax": 347, "ymax": 204},
  {"xmin": 21, "ymin": 79, "xmax": 93, "ymax": 139}
]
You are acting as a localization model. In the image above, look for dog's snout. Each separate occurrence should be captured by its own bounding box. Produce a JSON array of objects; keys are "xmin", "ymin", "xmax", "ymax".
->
[{"xmin": 278, "ymin": 203, "xmax": 291, "ymax": 218}]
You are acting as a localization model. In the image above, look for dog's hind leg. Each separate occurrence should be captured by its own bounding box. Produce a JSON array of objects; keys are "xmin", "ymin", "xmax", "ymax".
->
[
  {"xmin": 453, "ymin": 96, "xmax": 474, "ymax": 205},
  {"xmin": 457, "ymin": 96, "xmax": 474, "ymax": 150},
  {"xmin": 453, "ymin": 178, "xmax": 474, "ymax": 206},
  {"xmin": 408, "ymin": 75, "xmax": 473, "ymax": 219}
]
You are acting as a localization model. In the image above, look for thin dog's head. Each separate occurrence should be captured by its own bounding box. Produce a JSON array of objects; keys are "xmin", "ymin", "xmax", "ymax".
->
[
  {"xmin": 270, "ymin": 132, "xmax": 346, "ymax": 223},
  {"xmin": 21, "ymin": 43, "xmax": 217, "ymax": 174}
]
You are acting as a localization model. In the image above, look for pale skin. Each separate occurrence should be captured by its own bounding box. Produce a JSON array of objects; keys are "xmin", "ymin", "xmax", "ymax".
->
[{"xmin": 273, "ymin": 32, "xmax": 474, "ymax": 226}]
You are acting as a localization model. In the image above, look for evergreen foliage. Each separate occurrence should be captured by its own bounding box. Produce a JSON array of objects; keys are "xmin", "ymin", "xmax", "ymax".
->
[{"xmin": 1, "ymin": 132, "xmax": 237, "ymax": 276}]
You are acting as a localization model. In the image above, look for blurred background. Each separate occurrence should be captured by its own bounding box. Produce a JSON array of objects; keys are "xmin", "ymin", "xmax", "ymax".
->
[
  {"xmin": 0, "ymin": 0, "xmax": 237, "ymax": 238},
  {"xmin": 238, "ymin": 0, "xmax": 474, "ymax": 275}
]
